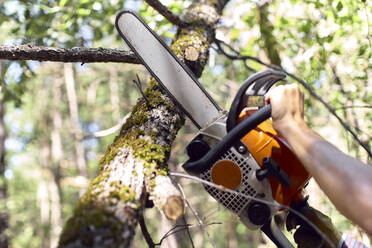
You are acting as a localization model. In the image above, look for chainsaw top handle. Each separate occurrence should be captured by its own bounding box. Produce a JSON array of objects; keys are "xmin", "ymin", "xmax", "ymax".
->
[
  {"xmin": 183, "ymin": 104, "xmax": 272, "ymax": 173},
  {"xmin": 226, "ymin": 70, "xmax": 286, "ymax": 134},
  {"xmin": 183, "ymin": 70, "xmax": 285, "ymax": 174}
]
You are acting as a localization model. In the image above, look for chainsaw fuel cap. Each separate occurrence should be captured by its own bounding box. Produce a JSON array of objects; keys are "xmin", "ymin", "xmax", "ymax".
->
[{"xmin": 211, "ymin": 160, "xmax": 242, "ymax": 190}]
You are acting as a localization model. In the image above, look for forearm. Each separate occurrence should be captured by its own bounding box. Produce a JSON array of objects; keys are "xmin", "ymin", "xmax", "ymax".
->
[{"xmin": 282, "ymin": 123, "xmax": 372, "ymax": 235}]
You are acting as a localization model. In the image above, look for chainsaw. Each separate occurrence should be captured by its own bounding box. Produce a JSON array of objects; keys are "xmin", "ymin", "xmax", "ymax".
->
[{"xmin": 115, "ymin": 11, "xmax": 336, "ymax": 248}]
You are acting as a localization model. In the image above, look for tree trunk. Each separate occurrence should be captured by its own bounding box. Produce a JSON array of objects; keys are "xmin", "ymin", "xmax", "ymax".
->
[
  {"xmin": 64, "ymin": 63, "xmax": 87, "ymax": 178},
  {"xmin": 49, "ymin": 173, "xmax": 62, "ymax": 248},
  {"xmin": 58, "ymin": 1, "xmax": 225, "ymax": 247},
  {"xmin": 50, "ymin": 75, "xmax": 64, "ymax": 248},
  {"xmin": 39, "ymin": 134, "xmax": 63, "ymax": 248},
  {"xmin": 0, "ymin": 61, "xmax": 8, "ymax": 248},
  {"xmin": 227, "ymin": 218, "xmax": 238, "ymax": 248},
  {"xmin": 39, "ymin": 138, "xmax": 51, "ymax": 248}
]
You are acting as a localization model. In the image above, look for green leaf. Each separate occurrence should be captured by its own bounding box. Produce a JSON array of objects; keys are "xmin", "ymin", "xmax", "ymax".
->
[
  {"xmin": 76, "ymin": 8, "xmax": 90, "ymax": 16},
  {"xmin": 230, "ymin": 28, "xmax": 240, "ymax": 41},
  {"xmin": 336, "ymin": 2, "xmax": 343, "ymax": 11},
  {"xmin": 59, "ymin": 0, "xmax": 69, "ymax": 7},
  {"xmin": 358, "ymin": 45, "xmax": 367, "ymax": 56}
]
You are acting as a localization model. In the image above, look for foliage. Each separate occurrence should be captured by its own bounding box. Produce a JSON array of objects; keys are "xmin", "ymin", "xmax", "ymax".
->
[{"xmin": 0, "ymin": 0, "xmax": 371, "ymax": 247}]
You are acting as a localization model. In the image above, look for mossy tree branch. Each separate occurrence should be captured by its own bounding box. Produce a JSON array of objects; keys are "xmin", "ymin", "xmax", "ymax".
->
[
  {"xmin": 0, "ymin": 44, "xmax": 140, "ymax": 64},
  {"xmin": 58, "ymin": 1, "xmax": 227, "ymax": 247}
]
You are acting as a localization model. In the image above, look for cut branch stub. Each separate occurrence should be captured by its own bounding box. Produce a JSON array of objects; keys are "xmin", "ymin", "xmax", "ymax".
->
[
  {"xmin": 163, "ymin": 196, "xmax": 184, "ymax": 221},
  {"xmin": 185, "ymin": 46, "xmax": 199, "ymax": 61},
  {"xmin": 148, "ymin": 175, "xmax": 183, "ymax": 220}
]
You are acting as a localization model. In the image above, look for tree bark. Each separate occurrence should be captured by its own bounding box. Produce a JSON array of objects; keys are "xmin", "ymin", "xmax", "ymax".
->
[
  {"xmin": 58, "ymin": 1, "xmax": 224, "ymax": 247},
  {"xmin": 64, "ymin": 63, "xmax": 87, "ymax": 178},
  {"xmin": 39, "ymin": 139, "xmax": 51, "ymax": 248},
  {"xmin": 50, "ymin": 75, "xmax": 64, "ymax": 248},
  {"xmin": 0, "ymin": 45, "xmax": 140, "ymax": 64}
]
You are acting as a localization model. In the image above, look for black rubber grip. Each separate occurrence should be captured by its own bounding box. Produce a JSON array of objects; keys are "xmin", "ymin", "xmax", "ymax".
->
[
  {"xmin": 226, "ymin": 70, "xmax": 285, "ymax": 133},
  {"xmin": 183, "ymin": 104, "xmax": 272, "ymax": 173}
]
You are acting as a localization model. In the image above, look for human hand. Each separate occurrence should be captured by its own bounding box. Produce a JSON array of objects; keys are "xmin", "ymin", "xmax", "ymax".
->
[{"xmin": 264, "ymin": 84, "xmax": 305, "ymax": 136}]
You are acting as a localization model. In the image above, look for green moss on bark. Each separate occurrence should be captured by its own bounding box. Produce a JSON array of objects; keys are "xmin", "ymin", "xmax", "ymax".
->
[
  {"xmin": 59, "ymin": 200, "xmax": 137, "ymax": 247},
  {"xmin": 59, "ymin": 172, "xmax": 138, "ymax": 247}
]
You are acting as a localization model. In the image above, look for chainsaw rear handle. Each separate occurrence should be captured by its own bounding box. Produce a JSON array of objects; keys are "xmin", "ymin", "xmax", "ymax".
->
[{"xmin": 183, "ymin": 104, "xmax": 272, "ymax": 173}]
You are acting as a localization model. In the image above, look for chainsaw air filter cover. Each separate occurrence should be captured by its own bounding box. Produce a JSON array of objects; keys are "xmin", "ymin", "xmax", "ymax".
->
[{"xmin": 185, "ymin": 115, "xmax": 278, "ymax": 230}]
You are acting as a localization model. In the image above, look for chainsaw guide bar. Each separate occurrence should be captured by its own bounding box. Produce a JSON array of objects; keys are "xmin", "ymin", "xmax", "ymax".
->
[{"xmin": 115, "ymin": 11, "xmax": 223, "ymax": 129}]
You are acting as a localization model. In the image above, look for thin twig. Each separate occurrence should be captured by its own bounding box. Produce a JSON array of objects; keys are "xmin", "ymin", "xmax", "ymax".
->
[
  {"xmin": 139, "ymin": 213, "xmax": 156, "ymax": 248},
  {"xmin": 211, "ymin": 45, "xmax": 256, "ymax": 72},
  {"xmin": 214, "ymin": 39, "xmax": 372, "ymax": 158},
  {"xmin": 133, "ymin": 74, "xmax": 150, "ymax": 106},
  {"xmin": 334, "ymin": 105, "xmax": 372, "ymax": 110},
  {"xmin": 155, "ymin": 222, "xmax": 221, "ymax": 246},
  {"xmin": 157, "ymin": 223, "xmax": 192, "ymax": 245},
  {"xmin": 330, "ymin": 64, "xmax": 371, "ymax": 138},
  {"xmin": 286, "ymin": 70, "xmax": 372, "ymax": 158},
  {"xmin": 83, "ymin": 114, "xmax": 129, "ymax": 139},
  {"xmin": 144, "ymin": 0, "xmax": 188, "ymax": 28},
  {"xmin": 172, "ymin": 179, "xmax": 215, "ymax": 248},
  {"xmin": 169, "ymin": 171, "xmax": 337, "ymax": 248},
  {"xmin": 182, "ymin": 215, "xmax": 195, "ymax": 248},
  {"xmin": 171, "ymin": 181, "xmax": 195, "ymax": 247},
  {"xmin": 215, "ymin": 39, "xmax": 281, "ymax": 70},
  {"xmin": 0, "ymin": 44, "xmax": 140, "ymax": 64}
]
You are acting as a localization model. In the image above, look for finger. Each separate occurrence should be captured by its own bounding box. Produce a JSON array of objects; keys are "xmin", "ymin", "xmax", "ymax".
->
[
  {"xmin": 264, "ymin": 84, "xmax": 283, "ymax": 104},
  {"xmin": 264, "ymin": 89, "xmax": 272, "ymax": 104}
]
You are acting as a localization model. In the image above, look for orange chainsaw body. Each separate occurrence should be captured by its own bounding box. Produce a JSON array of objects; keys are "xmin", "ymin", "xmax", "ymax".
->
[{"xmin": 238, "ymin": 109, "xmax": 311, "ymax": 206}]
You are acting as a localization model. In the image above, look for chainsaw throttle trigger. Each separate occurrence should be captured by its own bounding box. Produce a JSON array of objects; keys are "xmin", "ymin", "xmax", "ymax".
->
[
  {"xmin": 256, "ymin": 157, "xmax": 291, "ymax": 187},
  {"xmin": 183, "ymin": 104, "xmax": 271, "ymax": 173}
]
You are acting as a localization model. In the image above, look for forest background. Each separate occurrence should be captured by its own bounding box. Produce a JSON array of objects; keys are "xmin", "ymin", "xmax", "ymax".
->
[{"xmin": 0, "ymin": 0, "xmax": 371, "ymax": 247}]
